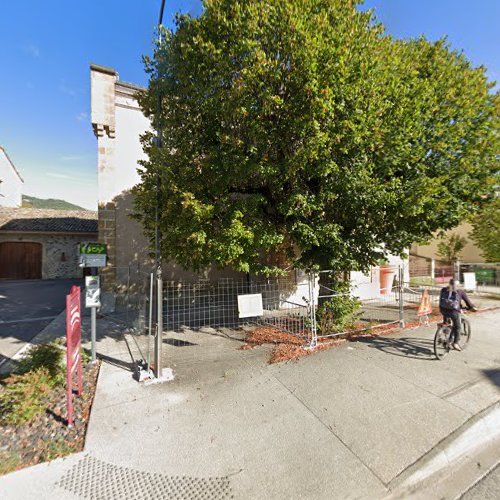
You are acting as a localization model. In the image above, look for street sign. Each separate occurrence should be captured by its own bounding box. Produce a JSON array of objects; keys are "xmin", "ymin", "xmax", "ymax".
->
[
  {"xmin": 417, "ymin": 289, "xmax": 432, "ymax": 316},
  {"xmin": 85, "ymin": 276, "xmax": 101, "ymax": 308},
  {"xmin": 79, "ymin": 242, "xmax": 107, "ymax": 255},
  {"xmin": 79, "ymin": 242, "xmax": 107, "ymax": 268}
]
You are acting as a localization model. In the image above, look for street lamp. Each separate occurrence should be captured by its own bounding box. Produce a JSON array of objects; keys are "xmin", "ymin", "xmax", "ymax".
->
[{"xmin": 153, "ymin": 0, "xmax": 166, "ymax": 378}]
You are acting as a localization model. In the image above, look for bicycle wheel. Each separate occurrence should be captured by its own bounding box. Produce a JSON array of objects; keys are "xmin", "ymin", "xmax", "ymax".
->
[
  {"xmin": 434, "ymin": 325, "xmax": 451, "ymax": 360},
  {"xmin": 458, "ymin": 317, "xmax": 471, "ymax": 349}
]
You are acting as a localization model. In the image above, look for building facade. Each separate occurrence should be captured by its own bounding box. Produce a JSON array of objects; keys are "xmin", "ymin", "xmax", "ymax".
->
[
  {"xmin": 0, "ymin": 147, "xmax": 24, "ymax": 208},
  {"xmin": 411, "ymin": 223, "xmax": 486, "ymax": 264},
  {"xmin": 0, "ymin": 208, "xmax": 97, "ymax": 279}
]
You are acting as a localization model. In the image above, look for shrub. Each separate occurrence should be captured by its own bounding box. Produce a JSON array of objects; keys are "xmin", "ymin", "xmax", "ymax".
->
[
  {"xmin": 317, "ymin": 281, "xmax": 361, "ymax": 335},
  {"xmin": 0, "ymin": 368, "xmax": 53, "ymax": 425},
  {"xmin": 16, "ymin": 342, "xmax": 65, "ymax": 386},
  {"xmin": 0, "ymin": 451, "xmax": 22, "ymax": 475}
]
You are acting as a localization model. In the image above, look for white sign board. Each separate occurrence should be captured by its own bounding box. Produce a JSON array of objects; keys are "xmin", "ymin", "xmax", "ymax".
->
[
  {"xmin": 463, "ymin": 272, "xmax": 477, "ymax": 292},
  {"xmin": 85, "ymin": 276, "xmax": 101, "ymax": 308},
  {"xmin": 79, "ymin": 254, "xmax": 107, "ymax": 268},
  {"xmin": 237, "ymin": 293, "xmax": 264, "ymax": 319}
]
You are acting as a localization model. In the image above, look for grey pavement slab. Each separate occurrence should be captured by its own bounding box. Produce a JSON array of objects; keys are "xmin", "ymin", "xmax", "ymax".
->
[
  {"xmin": 462, "ymin": 462, "xmax": 500, "ymax": 500},
  {"xmin": 1, "ymin": 309, "xmax": 499, "ymax": 499}
]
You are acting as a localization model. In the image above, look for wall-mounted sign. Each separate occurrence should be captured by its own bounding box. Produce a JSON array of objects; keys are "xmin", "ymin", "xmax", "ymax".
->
[
  {"xmin": 79, "ymin": 243, "xmax": 107, "ymax": 268},
  {"xmin": 237, "ymin": 293, "xmax": 264, "ymax": 319},
  {"xmin": 85, "ymin": 276, "xmax": 101, "ymax": 308}
]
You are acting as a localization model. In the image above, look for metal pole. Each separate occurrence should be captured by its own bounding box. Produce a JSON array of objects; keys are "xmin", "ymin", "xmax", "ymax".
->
[
  {"xmin": 152, "ymin": 0, "xmax": 166, "ymax": 378},
  {"xmin": 91, "ymin": 306, "xmax": 97, "ymax": 362},
  {"xmin": 398, "ymin": 266, "xmax": 405, "ymax": 328},
  {"xmin": 308, "ymin": 272, "xmax": 317, "ymax": 348},
  {"xmin": 147, "ymin": 272, "xmax": 154, "ymax": 370},
  {"xmin": 155, "ymin": 274, "xmax": 163, "ymax": 378}
]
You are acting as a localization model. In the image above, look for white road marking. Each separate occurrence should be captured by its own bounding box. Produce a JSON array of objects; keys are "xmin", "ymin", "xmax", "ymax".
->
[{"xmin": 0, "ymin": 315, "xmax": 58, "ymax": 325}]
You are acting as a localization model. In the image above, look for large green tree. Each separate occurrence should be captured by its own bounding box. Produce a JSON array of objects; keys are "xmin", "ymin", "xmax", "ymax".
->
[
  {"xmin": 134, "ymin": 0, "xmax": 498, "ymax": 275},
  {"xmin": 470, "ymin": 198, "xmax": 500, "ymax": 262}
]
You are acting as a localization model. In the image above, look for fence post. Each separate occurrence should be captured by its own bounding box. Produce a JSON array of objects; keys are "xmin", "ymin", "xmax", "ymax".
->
[
  {"xmin": 431, "ymin": 259, "xmax": 435, "ymax": 285},
  {"xmin": 308, "ymin": 272, "xmax": 317, "ymax": 348},
  {"xmin": 398, "ymin": 266, "xmax": 405, "ymax": 328},
  {"xmin": 154, "ymin": 272, "xmax": 163, "ymax": 378},
  {"xmin": 147, "ymin": 272, "xmax": 154, "ymax": 371}
]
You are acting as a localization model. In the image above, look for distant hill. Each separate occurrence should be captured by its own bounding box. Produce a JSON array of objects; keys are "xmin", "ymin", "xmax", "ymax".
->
[{"xmin": 21, "ymin": 195, "xmax": 86, "ymax": 211}]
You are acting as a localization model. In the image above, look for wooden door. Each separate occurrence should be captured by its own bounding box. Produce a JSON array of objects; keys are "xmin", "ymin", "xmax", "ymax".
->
[{"xmin": 0, "ymin": 242, "xmax": 42, "ymax": 279}]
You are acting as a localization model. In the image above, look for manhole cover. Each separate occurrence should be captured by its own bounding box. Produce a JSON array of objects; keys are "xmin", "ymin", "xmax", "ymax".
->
[{"xmin": 56, "ymin": 455, "xmax": 233, "ymax": 499}]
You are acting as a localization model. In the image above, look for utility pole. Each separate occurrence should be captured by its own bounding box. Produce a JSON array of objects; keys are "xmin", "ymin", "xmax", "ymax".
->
[{"xmin": 152, "ymin": 0, "xmax": 166, "ymax": 379}]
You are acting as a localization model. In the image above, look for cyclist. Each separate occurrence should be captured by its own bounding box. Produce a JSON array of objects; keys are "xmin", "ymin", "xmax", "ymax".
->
[{"xmin": 439, "ymin": 278, "xmax": 477, "ymax": 351}]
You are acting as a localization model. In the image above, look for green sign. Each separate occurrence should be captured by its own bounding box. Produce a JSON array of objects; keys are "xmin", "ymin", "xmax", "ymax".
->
[{"xmin": 79, "ymin": 243, "xmax": 107, "ymax": 255}]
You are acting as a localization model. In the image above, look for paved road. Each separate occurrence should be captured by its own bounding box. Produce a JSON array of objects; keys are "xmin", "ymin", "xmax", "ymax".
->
[
  {"xmin": 462, "ymin": 463, "xmax": 500, "ymax": 499},
  {"xmin": 0, "ymin": 279, "xmax": 83, "ymax": 364}
]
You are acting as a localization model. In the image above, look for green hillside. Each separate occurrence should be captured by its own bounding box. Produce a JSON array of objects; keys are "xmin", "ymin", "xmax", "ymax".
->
[{"xmin": 22, "ymin": 195, "xmax": 86, "ymax": 211}]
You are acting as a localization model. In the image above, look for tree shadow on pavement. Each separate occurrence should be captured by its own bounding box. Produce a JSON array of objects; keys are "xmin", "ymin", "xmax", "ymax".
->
[
  {"xmin": 483, "ymin": 369, "xmax": 500, "ymax": 389},
  {"xmin": 356, "ymin": 336, "xmax": 435, "ymax": 361}
]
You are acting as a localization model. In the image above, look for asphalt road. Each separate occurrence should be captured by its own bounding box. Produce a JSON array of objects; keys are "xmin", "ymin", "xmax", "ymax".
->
[
  {"xmin": 0, "ymin": 278, "xmax": 83, "ymax": 365},
  {"xmin": 462, "ymin": 463, "xmax": 500, "ymax": 499}
]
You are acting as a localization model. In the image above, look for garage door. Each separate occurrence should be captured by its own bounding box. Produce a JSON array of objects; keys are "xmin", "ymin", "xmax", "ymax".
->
[{"xmin": 0, "ymin": 242, "xmax": 42, "ymax": 279}]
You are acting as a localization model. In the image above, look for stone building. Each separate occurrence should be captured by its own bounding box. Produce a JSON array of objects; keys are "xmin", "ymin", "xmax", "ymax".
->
[
  {"xmin": 90, "ymin": 64, "xmax": 152, "ymax": 290},
  {"xmin": 0, "ymin": 146, "xmax": 24, "ymax": 208},
  {"xmin": 90, "ymin": 64, "xmax": 241, "ymax": 291},
  {"xmin": 0, "ymin": 208, "xmax": 97, "ymax": 279}
]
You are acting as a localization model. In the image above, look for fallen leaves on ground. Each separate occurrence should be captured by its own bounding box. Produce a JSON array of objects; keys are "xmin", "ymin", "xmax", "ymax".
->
[{"xmin": 241, "ymin": 308, "xmax": 497, "ymax": 365}]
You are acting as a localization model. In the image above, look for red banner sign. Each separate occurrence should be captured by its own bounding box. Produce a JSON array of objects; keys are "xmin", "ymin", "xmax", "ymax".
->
[{"xmin": 66, "ymin": 285, "xmax": 83, "ymax": 426}]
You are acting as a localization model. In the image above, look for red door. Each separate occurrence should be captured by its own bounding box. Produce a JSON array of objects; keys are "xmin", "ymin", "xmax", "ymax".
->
[{"xmin": 0, "ymin": 242, "xmax": 42, "ymax": 279}]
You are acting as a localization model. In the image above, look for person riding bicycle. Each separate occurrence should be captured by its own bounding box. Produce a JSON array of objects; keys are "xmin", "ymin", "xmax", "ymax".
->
[{"xmin": 439, "ymin": 278, "xmax": 477, "ymax": 351}]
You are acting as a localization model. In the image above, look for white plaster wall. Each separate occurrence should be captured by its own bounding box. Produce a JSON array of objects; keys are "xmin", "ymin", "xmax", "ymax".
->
[
  {"xmin": 99, "ymin": 92, "xmax": 150, "ymax": 204},
  {"xmin": 0, "ymin": 150, "xmax": 23, "ymax": 207}
]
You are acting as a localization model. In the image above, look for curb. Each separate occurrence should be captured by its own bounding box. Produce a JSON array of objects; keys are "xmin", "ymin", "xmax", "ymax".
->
[
  {"xmin": 386, "ymin": 400, "xmax": 500, "ymax": 499},
  {"xmin": 0, "ymin": 309, "xmax": 67, "ymax": 374},
  {"xmin": 0, "ymin": 290, "xmax": 89, "ymax": 375}
]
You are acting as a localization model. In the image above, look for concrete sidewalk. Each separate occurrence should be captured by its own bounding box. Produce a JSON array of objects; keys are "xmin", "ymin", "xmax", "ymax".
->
[{"xmin": 1, "ymin": 310, "xmax": 499, "ymax": 499}]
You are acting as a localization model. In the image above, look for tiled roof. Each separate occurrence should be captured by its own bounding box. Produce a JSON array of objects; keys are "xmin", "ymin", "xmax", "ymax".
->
[{"xmin": 0, "ymin": 208, "xmax": 98, "ymax": 233}]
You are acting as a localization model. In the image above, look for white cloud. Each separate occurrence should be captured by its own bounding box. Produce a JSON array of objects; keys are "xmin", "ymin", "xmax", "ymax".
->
[
  {"xmin": 47, "ymin": 172, "xmax": 74, "ymax": 180},
  {"xmin": 76, "ymin": 112, "xmax": 88, "ymax": 122}
]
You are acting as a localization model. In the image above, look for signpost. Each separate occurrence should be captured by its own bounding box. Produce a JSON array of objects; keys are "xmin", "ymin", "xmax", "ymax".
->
[
  {"xmin": 79, "ymin": 242, "xmax": 106, "ymax": 362},
  {"xmin": 85, "ymin": 276, "xmax": 100, "ymax": 362},
  {"xmin": 79, "ymin": 243, "xmax": 107, "ymax": 268},
  {"xmin": 66, "ymin": 285, "xmax": 83, "ymax": 427}
]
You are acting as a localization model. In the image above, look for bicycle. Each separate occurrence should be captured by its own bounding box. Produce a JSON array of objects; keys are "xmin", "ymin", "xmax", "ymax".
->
[{"xmin": 433, "ymin": 312, "xmax": 471, "ymax": 360}]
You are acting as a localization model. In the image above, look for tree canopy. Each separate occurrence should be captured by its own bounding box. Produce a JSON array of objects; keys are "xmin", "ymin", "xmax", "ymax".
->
[
  {"xmin": 134, "ymin": 0, "xmax": 499, "ymax": 275},
  {"xmin": 470, "ymin": 197, "xmax": 500, "ymax": 262}
]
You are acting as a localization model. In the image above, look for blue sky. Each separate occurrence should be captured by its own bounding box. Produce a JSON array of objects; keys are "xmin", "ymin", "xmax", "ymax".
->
[{"xmin": 0, "ymin": 0, "xmax": 498, "ymax": 210}]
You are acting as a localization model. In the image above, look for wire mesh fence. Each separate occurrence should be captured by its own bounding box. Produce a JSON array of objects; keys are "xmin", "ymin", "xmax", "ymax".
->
[
  {"xmin": 162, "ymin": 277, "xmax": 313, "ymax": 344},
  {"xmin": 99, "ymin": 266, "xmax": 154, "ymax": 335}
]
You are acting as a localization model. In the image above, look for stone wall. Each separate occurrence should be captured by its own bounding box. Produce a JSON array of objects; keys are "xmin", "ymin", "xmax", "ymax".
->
[{"xmin": 0, "ymin": 233, "xmax": 97, "ymax": 279}]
